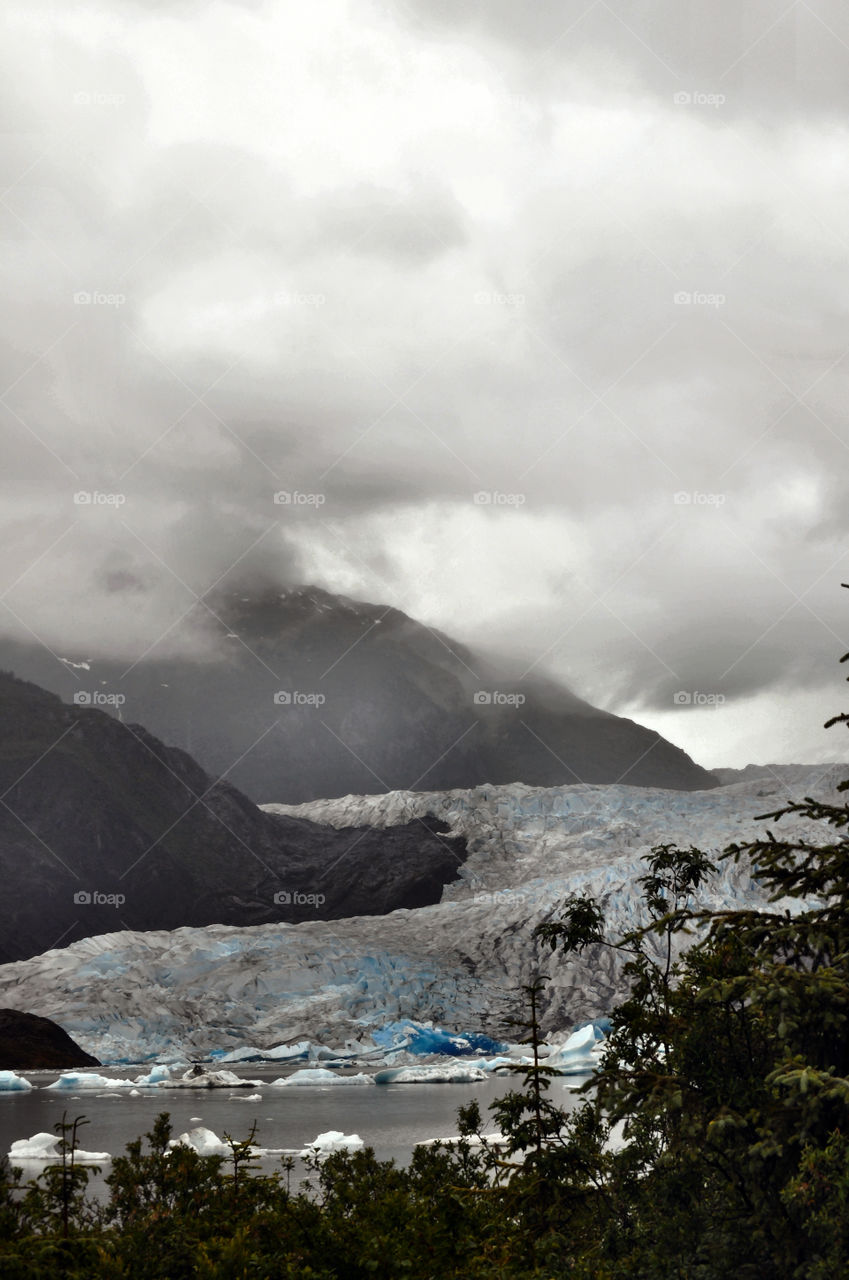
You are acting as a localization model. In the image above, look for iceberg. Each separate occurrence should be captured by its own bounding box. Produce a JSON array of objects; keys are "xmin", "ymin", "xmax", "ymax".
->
[
  {"xmin": 544, "ymin": 1024, "xmax": 605, "ymax": 1073},
  {"xmin": 47, "ymin": 1072, "xmax": 138, "ymax": 1091},
  {"xmin": 0, "ymin": 1070, "xmax": 34, "ymax": 1091},
  {"xmin": 169, "ymin": 1127, "xmax": 231, "ymax": 1158},
  {"xmin": 9, "ymin": 1132, "xmax": 110, "ymax": 1163},
  {"xmin": 272, "ymin": 1068, "xmax": 375, "ymax": 1087},
  {"xmin": 160, "ymin": 1066, "xmax": 262, "ymax": 1089},
  {"xmin": 136, "ymin": 1064, "xmax": 173, "ymax": 1084},
  {"xmin": 418, "ymin": 1131, "xmax": 508, "ymax": 1149},
  {"xmin": 300, "ymin": 1130, "xmax": 364, "ymax": 1157},
  {"xmin": 374, "ymin": 1064, "xmax": 488, "ymax": 1084},
  {"xmin": 45, "ymin": 1065, "xmax": 261, "ymax": 1091}
]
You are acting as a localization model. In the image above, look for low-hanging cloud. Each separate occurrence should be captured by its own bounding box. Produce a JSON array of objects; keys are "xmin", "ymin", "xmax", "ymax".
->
[{"xmin": 0, "ymin": 0, "xmax": 847, "ymax": 766}]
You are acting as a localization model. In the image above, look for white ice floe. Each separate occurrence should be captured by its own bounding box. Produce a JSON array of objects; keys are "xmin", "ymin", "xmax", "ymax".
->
[
  {"xmin": 46, "ymin": 1072, "xmax": 138, "ymax": 1091},
  {"xmin": 418, "ymin": 1132, "xmax": 508, "ymax": 1149},
  {"xmin": 272, "ymin": 1068, "xmax": 375, "ymax": 1087},
  {"xmin": 161, "ymin": 1067, "xmax": 262, "ymax": 1089},
  {"xmin": 9, "ymin": 1132, "xmax": 110, "ymax": 1163},
  {"xmin": 0, "ymin": 1070, "xmax": 33, "ymax": 1091},
  {"xmin": 300, "ymin": 1130, "xmax": 364, "ymax": 1157},
  {"xmin": 169, "ymin": 1127, "xmax": 231, "ymax": 1158},
  {"xmin": 45, "ymin": 1064, "xmax": 261, "ymax": 1091},
  {"xmin": 374, "ymin": 1064, "xmax": 488, "ymax": 1084}
]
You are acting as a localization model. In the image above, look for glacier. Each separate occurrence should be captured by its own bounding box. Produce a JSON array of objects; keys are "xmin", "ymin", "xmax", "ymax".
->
[{"xmin": 0, "ymin": 769, "xmax": 841, "ymax": 1064}]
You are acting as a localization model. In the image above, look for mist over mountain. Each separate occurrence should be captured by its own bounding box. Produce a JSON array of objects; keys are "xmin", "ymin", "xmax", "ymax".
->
[{"xmin": 0, "ymin": 587, "xmax": 717, "ymax": 803}]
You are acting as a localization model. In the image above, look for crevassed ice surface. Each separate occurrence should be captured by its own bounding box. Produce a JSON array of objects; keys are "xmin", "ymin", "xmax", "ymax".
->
[{"xmin": 0, "ymin": 769, "xmax": 842, "ymax": 1062}]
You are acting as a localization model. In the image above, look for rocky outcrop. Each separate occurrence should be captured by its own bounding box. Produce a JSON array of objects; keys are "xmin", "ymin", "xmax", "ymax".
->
[{"xmin": 0, "ymin": 1009, "xmax": 100, "ymax": 1068}]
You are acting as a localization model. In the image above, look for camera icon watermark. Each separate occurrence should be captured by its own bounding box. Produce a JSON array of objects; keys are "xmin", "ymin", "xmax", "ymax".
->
[
  {"xmin": 273, "ymin": 889, "xmax": 326, "ymax": 907},
  {"xmin": 473, "ymin": 888, "xmax": 529, "ymax": 906},
  {"xmin": 73, "ymin": 290, "xmax": 126, "ymax": 307},
  {"xmin": 73, "ymin": 691, "xmax": 126, "ymax": 707},
  {"xmin": 273, "ymin": 491, "xmax": 326, "ymax": 507},
  {"xmin": 473, "ymin": 690, "xmax": 526, "ymax": 707},
  {"xmin": 73, "ymin": 889, "xmax": 126, "ymax": 906},
  {"xmin": 73, "ymin": 490, "xmax": 126, "ymax": 506},
  {"xmin": 673, "ymin": 491, "xmax": 725, "ymax": 506},
  {"xmin": 473, "ymin": 491, "xmax": 526, "ymax": 507},
  {"xmin": 273, "ymin": 691, "xmax": 326, "ymax": 707},
  {"xmin": 673, "ymin": 91, "xmax": 726, "ymax": 108},
  {"xmin": 673, "ymin": 290, "xmax": 726, "ymax": 309},
  {"xmin": 673, "ymin": 691, "xmax": 726, "ymax": 708}
]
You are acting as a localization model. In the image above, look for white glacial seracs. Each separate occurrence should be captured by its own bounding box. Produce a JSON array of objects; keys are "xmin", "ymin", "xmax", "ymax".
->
[{"xmin": 0, "ymin": 769, "xmax": 841, "ymax": 1063}]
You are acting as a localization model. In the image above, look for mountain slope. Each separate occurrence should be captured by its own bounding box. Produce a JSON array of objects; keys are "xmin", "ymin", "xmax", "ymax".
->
[
  {"xmin": 0, "ymin": 586, "xmax": 717, "ymax": 802},
  {"xmin": 0, "ymin": 1009, "xmax": 100, "ymax": 1069},
  {"xmin": 0, "ymin": 672, "xmax": 467, "ymax": 962}
]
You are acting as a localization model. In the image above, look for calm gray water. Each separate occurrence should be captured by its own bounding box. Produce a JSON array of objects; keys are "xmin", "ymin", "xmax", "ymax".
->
[{"xmin": 0, "ymin": 1065, "xmax": 590, "ymax": 1200}]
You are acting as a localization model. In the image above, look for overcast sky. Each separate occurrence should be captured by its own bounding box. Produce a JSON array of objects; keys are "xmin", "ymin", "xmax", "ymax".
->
[{"xmin": 2, "ymin": 0, "xmax": 849, "ymax": 769}]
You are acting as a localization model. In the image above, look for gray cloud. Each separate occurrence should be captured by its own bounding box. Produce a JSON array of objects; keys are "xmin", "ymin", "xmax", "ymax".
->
[{"xmin": 0, "ymin": 0, "xmax": 847, "ymax": 766}]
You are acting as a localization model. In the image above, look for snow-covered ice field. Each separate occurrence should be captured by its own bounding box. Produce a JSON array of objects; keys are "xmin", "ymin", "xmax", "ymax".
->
[{"xmin": 0, "ymin": 769, "xmax": 841, "ymax": 1064}]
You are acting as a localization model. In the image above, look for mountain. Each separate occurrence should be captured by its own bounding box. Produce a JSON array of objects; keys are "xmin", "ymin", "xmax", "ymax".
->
[
  {"xmin": 0, "ymin": 586, "xmax": 717, "ymax": 803},
  {"xmin": 0, "ymin": 767, "xmax": 841, "ymax": 1064},
  {"xmin": 0, "ymin": 672, "xmax": 467, "ymax": 962},
  {"xmin": 0, "ymin": 1009, "xmax": 100, "ymax": 1069}
]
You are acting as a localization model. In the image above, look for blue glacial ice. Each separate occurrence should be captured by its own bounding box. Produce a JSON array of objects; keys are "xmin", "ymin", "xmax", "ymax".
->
[
  {"xmin": 0, "ymin": 1070, "xmax": 34, "ymax": 1091},
  {"xmin": 0, "ymin": 770, "xmax": 839, "ymax": 1064}
]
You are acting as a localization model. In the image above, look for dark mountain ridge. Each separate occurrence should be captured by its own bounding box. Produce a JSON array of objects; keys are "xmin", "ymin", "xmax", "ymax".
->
[
  {"xmin": 0, "ymin": 585, "xmax": 717, "ymax": 803},
  {"xmin": 0, "ymin": 671, "xmax": 467, "ymax": 962}
]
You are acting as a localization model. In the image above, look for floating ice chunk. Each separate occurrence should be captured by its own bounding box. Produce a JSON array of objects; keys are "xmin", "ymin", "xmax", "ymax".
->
[
  {"xmin": 237, "ymin": 1092, "xmax": 263, "ymax": 1101},
  {"xmin": 9, "ymin": 1132, "xmax": 110, "ymax": 1163},
  {"xmin": 47, "ymin": 1072, "xmax": 137, "ymax": 1091},
  {"xmin": 0, "ymin": 1070, "xmax": 33, "ymax": 1091},
  {"xmin": 544, "ymin": 1024, "xmax": 605, "ymax": 1073},
  {"xmin": 300, "ymin": 1130, "xmax": 364, "ymax": 1157},
  {"xmin": 163, "ymin": 1067, "xmax": 262, "ymax": 1089},
  {"xmin": 374, "ymin": 1064, "xmax": 487, "ymax": 1084},
  {"xmin": 135, "ymin": 1064, "xmax": 172, "ymax": 1085},
  {"xmin": 9, "ymin": 1133, "xmax": 61, "ymax": 1160},
  {"xmin": 169, "ymin": 1127, "xmax": 231, "ymax": 1157},
  {"xmin": 418, "ymin": 1132, "xmax": 508, "ymax": 1149},
  {"xmin": 272, "ymin": 1068, "xmax": 375, "ymax": 1087}
]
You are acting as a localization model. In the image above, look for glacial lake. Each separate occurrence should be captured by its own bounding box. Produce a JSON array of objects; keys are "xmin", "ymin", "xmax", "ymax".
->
[{"xmin": 0, "ymin": 1065, "xmax": 591, "ymax": 1200}]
